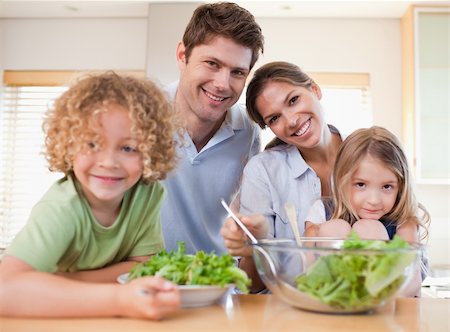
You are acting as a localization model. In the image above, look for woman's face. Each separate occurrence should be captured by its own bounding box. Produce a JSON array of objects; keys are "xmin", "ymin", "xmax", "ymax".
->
[{"xmin": 256, "ymin": 80, "xmax": 327, "ymax": 149}]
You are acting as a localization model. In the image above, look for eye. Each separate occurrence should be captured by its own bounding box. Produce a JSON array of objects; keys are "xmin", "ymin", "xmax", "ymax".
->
[
  {"xmin": 87, "ymin": 142, "xmax": 98, "ymax": 150},
  {"xmin": 122, "ymin": 145, "xmax": 137, "ymax": 153},
  {"xmin": 232, "ymin": 69, "xmax": 247, "ymax": 78},
  {"xmin": 354, "ymin": 182, "xmax": 365, "ymax": 189},
  {"xmin": 382, "ymin": 184, "xmax": 393, "ymax": 191},
  {"xmin": 267, "ymin": 115, "xmax": 280, "ymax": 126},
  {"xmin": 288, "ymin": 96, "xmax": 299, "ymax": 106},
  {"xmin": 205, "ymin": 60, "xmax": 218, "ymax": 68}
]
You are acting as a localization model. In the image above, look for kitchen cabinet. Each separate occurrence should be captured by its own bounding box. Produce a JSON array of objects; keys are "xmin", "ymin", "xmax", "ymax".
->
[{"xmin": 401, "ymin": 6, "xmax": 450, "ymax": 183}]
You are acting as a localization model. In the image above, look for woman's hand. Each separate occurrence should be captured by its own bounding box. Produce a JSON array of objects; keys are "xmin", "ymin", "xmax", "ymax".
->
[
  {"xmin": 220, "ymin": 214, "xmax": 268, "ymax": 257},
  {"xmin": 116, "ymin": 276, "xmax": 180, "ymax": 320}
]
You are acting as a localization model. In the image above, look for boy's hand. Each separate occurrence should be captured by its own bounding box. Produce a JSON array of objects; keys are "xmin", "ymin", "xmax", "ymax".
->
[
  {"xmin": 220, "ymin": 214, "xmax": 268, "ymax": 257},
  {"xmin": 116, "ymin": 276, "xmax": 180, "ymax": 320}
]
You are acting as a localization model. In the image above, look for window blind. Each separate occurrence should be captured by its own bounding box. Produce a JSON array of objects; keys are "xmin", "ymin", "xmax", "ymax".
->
[{"xmin": 0, "ymin": 86, "xmax": 67, "ymax": 249}]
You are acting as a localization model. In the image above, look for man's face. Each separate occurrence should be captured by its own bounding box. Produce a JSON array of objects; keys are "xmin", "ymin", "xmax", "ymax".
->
[{"xmin": 176, "ymin": 36, "xmax": 252, "ymax": 125}]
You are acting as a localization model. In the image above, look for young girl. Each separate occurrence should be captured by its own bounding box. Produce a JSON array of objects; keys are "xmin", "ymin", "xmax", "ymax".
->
[
  {"xmin": 0, "ymin": 72, "xmax": 181, "ymax": 319},
  {"xmin": 305, "ymin": 126, "xmax": 430, "ymax": 296},
  {"xmin": 305, "ymin": 126, "xmax": 429, "ymax": 244}
]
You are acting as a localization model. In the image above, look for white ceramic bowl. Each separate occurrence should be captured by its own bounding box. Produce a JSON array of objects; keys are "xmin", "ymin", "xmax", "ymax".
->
[{"xmin": 117, "ymin": 273, "xmax": 231, "ymax": 308}]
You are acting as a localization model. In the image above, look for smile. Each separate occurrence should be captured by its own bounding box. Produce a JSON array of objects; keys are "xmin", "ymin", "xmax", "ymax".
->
[
  {"xmin": 93, "ymin": 175, "xmax": 123, "ymax": 182},
  {"xmin": 203, "ymin": 89, "xmax": 227, "ymax": 102},
  {"xmin": 363, "ymin": 209, "xmax": 381, "ymax": 214},
  {"xmin": 293, "ymin": 119, "xmax": 311, "ymax": 136}
]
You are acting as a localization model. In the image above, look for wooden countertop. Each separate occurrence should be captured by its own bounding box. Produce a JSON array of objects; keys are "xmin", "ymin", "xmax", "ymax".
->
[{"xmin": 1, "ymin": 294, "xmax": 449, "ymax": 332}]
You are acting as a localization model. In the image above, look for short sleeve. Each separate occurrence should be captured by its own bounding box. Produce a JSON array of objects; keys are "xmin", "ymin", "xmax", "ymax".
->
[
  {"xmin": 5, "ymin": 202, "xmax": 76, "ymax": 272},
  {"xmin": 305, "ymin": 200, "xmax": 327, "ymax": 225}
]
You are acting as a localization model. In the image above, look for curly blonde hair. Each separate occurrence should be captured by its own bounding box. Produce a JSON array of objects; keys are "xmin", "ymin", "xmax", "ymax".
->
[
  {"xmin": 331, "ymin": 126, "xmax": 430, "ymax": 241},
  {"xmin": 43, "ymin": 71, "xmax": 181, "ymax": 183}
]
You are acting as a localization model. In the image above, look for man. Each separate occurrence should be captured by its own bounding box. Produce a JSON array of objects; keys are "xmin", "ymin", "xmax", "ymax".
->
[{"xmin": 161, "ymin": 2, "xmax": 264, "ymax": 254}]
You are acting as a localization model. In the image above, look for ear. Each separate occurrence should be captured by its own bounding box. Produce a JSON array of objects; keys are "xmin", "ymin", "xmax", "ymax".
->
[
  {"xmin": 176, "ymin": 42, "xmax": 187, "ymax": 70},
  {"xmin": 311, "ymin": 82, "xmax": 322, "ymax": 100}
]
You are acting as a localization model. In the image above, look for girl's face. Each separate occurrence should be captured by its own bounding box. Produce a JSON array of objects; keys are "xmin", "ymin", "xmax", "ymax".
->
[
  {"xmin": 73, "ymin": 104, "xmax": 143, "ymax": 210},
  {"xmin": 255, "ymin": 81, "xmax": 327, "ymax": 149},
  {"xmin": 350, "ymin": 155, "xmax": 399, "ymax": 220}
]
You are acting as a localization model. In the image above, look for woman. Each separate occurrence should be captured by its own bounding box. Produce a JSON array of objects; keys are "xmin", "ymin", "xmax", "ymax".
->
[{"xmin": 220, "ymin": 61, "xmax": 344, "ymax": 292}]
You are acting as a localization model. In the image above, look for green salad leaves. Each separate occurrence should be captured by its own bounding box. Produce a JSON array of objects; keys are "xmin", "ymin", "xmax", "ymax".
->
[
  {"xmin": 128, "ymin": 242, "xmax": 251, "ymax": 293},
  {"xmin": 295, "ymin": 232, "xmax": 416, "ymax": 310}
]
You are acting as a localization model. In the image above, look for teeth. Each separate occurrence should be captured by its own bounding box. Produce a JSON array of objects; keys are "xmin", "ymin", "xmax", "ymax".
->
[
  {"xmin": 294, "ymin": 119, "xmax": 311, "ymax": 136},
  {"xmin": 205, "ymin": 91, "xmax": 225, "ymax": 102}
]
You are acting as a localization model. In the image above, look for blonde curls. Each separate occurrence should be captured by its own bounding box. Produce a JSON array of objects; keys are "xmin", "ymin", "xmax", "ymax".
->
[{"xmin": 43, "ymin": 71, "xmax": 182, "ymax": 183}]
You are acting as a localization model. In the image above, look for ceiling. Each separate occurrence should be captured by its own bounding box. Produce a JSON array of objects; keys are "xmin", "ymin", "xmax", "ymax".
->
[{"xmin": 0, "ymin": 0, "xmax": 447, "ymax": 19}]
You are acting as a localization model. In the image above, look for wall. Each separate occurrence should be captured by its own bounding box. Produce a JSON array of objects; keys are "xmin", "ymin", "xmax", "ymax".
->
[
  {"xmin": 0, "ymin": 9, "xmax": 448, "ymax": 267},
  {"xmin": 1, "ymin": 18, "xmax": 147, "ymax": 70},
  {"xmin": 146, "ymin": 3, "xmax": 200, "ymax": 86}
]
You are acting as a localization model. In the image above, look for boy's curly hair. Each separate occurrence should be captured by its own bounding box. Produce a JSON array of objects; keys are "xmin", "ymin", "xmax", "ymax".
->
[{"xmin": 43, "ymin": 71, "xmax": 181, "ymax": 183}]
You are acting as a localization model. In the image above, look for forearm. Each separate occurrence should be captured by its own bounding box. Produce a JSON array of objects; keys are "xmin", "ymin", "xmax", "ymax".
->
[
  {"xmin": 399, "ymin": 265, "xmax": 422, "ymax": 297},
  {"xmin": 0, "ymin": 272, "xmax": 120, "ymax": 317},
  {"xmin": 239, "ymin": 256, "xmax": 265, "ymax": 293},
  {"xmin": 58, "ymin": 260, "xmax": 142, "ymax": 283}
]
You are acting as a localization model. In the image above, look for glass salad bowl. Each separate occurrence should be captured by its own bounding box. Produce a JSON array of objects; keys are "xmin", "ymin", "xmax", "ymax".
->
[{"xmin": 252, "ymin": 234, "xmax": 422, "ymax": 314}]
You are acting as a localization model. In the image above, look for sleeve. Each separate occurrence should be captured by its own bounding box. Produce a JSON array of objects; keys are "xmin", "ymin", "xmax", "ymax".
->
[
  {"xmin": 5, "ymin": 202, "xmax": 76, "ymax": 273},
  {"xmin": 239, "ymin": 156, "xmax": 276, "ymax": 237},
  {"xmin": 249, "ymin": 124, "xmax": 261, "ymax": 158},
  {"xmin": 127, "ymin": 183, "xmax": 165, "ymax": 257},
  {"xmin": 305, "ymin": 200, "xmax": 327, "ymax": 225}
]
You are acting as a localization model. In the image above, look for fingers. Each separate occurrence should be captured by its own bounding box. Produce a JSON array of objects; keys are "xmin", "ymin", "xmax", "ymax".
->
[
  {"xmin": 240, "ymin": 214, "xmax": 268, "ymax": 238},
  {"xmin": 220, "ymin": 217, "xmax": 241, "ymax": 238},
  {"xmin": 136, "ymin": 275, "xmax": 177, "ymax": 292},
  {"xmin": 118, "ymin": 277, "xmax": 180, "ymax": 320}
]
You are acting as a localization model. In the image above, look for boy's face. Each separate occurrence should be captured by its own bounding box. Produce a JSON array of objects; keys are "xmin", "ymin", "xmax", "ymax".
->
[
  {"xmin": 73, "ymin": 104, "xmax": 143, "ymax": 210},
  {"xmin": 350, "ymin": 155, "xmax": 399, "ymax": 220},
  {"xmin": 176, "ymin": 35, "xmax": 252, "ymax": 126}
]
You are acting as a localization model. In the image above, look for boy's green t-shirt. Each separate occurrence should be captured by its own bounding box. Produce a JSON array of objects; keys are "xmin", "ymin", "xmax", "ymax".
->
[{"xmin": 6, "ymin": 175, "xmax": 165, "ymax": 273}]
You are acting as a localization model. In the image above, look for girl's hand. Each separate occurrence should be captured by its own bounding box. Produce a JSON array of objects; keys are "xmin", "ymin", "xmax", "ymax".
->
[
  {"xmin": 220, "ymin": 214, "xmax": 268, "ymax": 257},
  {"xmin": 116, "ymin": 276, "xmax": 180, "ymax": 320}
]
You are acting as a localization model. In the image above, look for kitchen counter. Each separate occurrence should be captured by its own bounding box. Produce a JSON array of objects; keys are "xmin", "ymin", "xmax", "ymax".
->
[{"xmin": 1, "ymin": 294, "xmax": 449, "ymax": 332}]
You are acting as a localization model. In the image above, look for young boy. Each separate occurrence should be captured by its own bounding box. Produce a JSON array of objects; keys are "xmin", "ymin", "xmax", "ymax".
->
[{"xmin": 0, "ymin": 72, "xmax": 181, "ymax": 319}]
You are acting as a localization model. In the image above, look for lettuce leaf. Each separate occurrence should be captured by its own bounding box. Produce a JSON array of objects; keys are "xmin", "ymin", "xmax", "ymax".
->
[
  {"xmin": 295, "ymin": 232, "xmax": 415, "ymax": 310},
  {"xmin": 128, "ymin": 242, "xmax": 251, "ymax": 293}
]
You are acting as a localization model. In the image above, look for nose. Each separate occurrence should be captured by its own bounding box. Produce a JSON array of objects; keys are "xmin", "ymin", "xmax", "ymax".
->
[
  {"xmin": 285, "ymin": 111, "xmax": 299, "ymax": 129},
  {"xmin": 367, "ymin": 189, "xmax": 381, "ymax": 205},
  {"xmin": 97, "ymin": 148, "xmax": 118, "ymax": 168},
  {"xmin": 213, "ymin": 69, "xmax": 231, "ymax": 91}
]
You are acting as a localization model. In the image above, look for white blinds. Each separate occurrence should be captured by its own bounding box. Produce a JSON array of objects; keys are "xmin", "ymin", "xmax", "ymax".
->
[{"xmin": 0, "ymin": 86, "xmax": 66, "ymax": 248}]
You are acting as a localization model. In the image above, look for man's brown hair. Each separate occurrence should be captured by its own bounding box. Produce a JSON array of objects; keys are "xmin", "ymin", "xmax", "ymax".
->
[{"xmin": 182, "ymin": 2, "xmax": 264, "ymax": 69}]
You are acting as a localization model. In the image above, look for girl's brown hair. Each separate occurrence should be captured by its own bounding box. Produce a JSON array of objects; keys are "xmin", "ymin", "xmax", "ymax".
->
[
  {"xmin": 43, "ymin": 71, "xmax": 181, "ymax": 183},
  {"xmin": 182, "ymin": 2, "xmax": 264, "ymax": 69},
  {"xmin": 331, "ymin": 126, "xmax": 430, "ymax": 240}
]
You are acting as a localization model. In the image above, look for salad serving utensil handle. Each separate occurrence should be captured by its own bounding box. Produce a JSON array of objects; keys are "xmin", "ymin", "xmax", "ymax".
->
[
  {"xmin": 221, "ymin": 199, "xmax": 258, "ymax": 244},
  {"xmin": 284, "ymin": 202, "xmax": 302, "ymax": 246}
]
